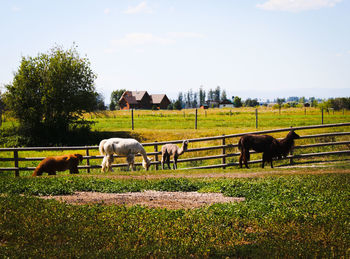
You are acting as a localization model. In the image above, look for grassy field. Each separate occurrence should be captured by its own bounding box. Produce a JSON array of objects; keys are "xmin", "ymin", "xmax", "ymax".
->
[
  {"xmin": 0, "ymin": 165, "xmax": 349, "ymax": 258},
  {"xmin": 2, "ymin": 107, "xmax": 349, "ymax": 142},
  {"xmin": 0, "ymin": 107, "xmax": 349, "ymax": 257},
  {"xmin": 1, "ymin": 107, "xmax": 350, "ymax": 173},
  {"xmin": 82, "ymin": 107, "xmax": 350, "ymax": 142}
]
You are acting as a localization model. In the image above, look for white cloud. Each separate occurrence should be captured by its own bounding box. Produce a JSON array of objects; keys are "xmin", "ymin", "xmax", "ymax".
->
[
  {"xmin": 256, "ymin": 0, "xmax": 343, "ymax": 12},
  {"xmin": 11, "ymin": 6, "xmax": 20, "ymax": 12},
  {"xmin": 124, "ymin": 1, "xmax": 153, "ymax": 14},
  {"xmin": 104, "ymin": 8, "xmax": 111, "ymax": 15}
]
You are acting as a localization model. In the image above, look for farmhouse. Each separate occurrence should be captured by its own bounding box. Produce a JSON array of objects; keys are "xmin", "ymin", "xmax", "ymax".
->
[
  {"xmin": 219, "ymin": 99, "xmax": 234, "ymax": 108},
  {"xmin": 119, "ymin": 91, "xmax": 171, "ymax": 110}
]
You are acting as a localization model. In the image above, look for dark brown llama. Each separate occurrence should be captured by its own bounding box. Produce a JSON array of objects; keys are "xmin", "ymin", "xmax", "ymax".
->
[{"xmin": 238, "ymin": 130, "xmax": 300, "ymax": 168}]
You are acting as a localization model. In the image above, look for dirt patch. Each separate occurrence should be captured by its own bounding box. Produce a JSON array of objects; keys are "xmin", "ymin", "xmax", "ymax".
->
[{"xmin": 40, "ymin": 191, "xmax": 245, "ymax": 209}]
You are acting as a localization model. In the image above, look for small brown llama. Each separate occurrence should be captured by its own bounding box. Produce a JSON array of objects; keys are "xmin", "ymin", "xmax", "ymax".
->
[
  {"xmin": 238, "ymin": 130, "xmax": 300, "ymax": 168},
  {"xmin": 32, "ymin": 154, "xmax": 83, "ymax": 176},
  {"xmin": 161, "ymin": 140, "xmax": 189, "ymax": 170}
]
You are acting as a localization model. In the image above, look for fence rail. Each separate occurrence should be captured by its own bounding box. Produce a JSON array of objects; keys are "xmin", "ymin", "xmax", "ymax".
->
[{"xmin": 1, "ymin": 123, "xmax": 350, "ymax": 176}]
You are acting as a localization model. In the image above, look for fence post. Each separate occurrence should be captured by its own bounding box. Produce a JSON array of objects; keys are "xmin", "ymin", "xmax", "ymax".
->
[
  {"xmin": 131, "ymin": 109, "xmax": 134, "ymax": 130},
  {"xmin": 321, "ymin": 108, "xmax": 324, "ymax": 125},
  {"xmin": 154, "ymin": 142, "xmax": 159, "ymax": 171},
  {"xmin": 255, "ymin": 108, "xmax": 258, "ymax": 129},
  {"xmin": 14, "ymin": 150, "xmax": 19, "ymax": 177},
  {"xmin": 86, "ymin": 147, "xmax": 90, "ymax": 173},
  {"xmin": 195, "ymin": 108, "xmax": 198, "ymax": 129},
  {"xmin": 222, "ymin": 135, "xmax": 226, "ymax": 169}
]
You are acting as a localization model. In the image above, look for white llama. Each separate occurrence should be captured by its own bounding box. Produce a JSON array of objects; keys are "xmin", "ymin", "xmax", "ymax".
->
[
  {"xmin": 99, "ymin": 138, "xmax": 153, "ymax": 172},
  {"xmin": 161, "ymin": 140, "xmax": 188, "ymax": 170}
]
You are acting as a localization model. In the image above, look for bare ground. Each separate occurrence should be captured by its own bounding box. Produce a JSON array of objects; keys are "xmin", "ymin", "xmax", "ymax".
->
[
  {"xmin": 39, "ymin": 164, "xmax": 349, "ymax": 209},
  {"xmin": 40, "ymin": 191, "xmax": 245, "ymax": 209}
]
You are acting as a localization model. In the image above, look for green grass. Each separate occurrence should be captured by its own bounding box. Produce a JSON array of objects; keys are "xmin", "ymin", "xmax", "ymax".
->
[
  {"xmin": 86, "ymin": 107, "xmax": 350, "ymax": 131},
  {"xmin": 2, "ymin": 107, "xmax": 349, "ymax": 145},
  {"xmin": 0, "ymin": 107, "xmax": 349, "ymax": 257},
  {"xmin": 0, "ymin": 170, "xmax": 349, "ymax": 258}
]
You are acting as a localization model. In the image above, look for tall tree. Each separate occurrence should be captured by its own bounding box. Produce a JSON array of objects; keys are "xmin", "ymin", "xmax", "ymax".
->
[
  {"xmin": 208, "ymin": 89, "xmax": 214, "ymax": 101},
  {"xmin": 94, "ymin": 92, "xmax": 106, "ymax": 110},
  {"xmin": 4, "ymin": 45, "xmax": 97, "ymax": 140},
  {"xmin": 233, "ymin": 96, "xmax": 242, "ymax": 107},
  {"xmin": 177, "ymin": 92, "xmax": 184, "ymax": 108},
  {"xmin": 214, "ymin": 86, "xmax": 221, "ymax": 101},
  {"xmin": 193, "ymin": 92, "xmax": 198, "ymax": 108},
  {"xmin": 245, "ymin": 98, "xmax": 259, "ymax": 107},
  {"xmin": 199, "ymin": 86, "xmax": 206, "ymax": 106},
  {"xmin": 276, "ymin": 98, "xmax": 285, "ymax": 106},
  {"xmin": 110, "ymin": 89, "xmax": 126, "ymax": 110},
  {"xmin": 221, "ymin": 90, "xmax": 227, "ymax": 101}
]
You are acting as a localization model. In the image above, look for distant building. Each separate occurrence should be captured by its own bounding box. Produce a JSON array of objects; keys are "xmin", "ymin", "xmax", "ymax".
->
[
  {"xmin": 150, "ymin": 94, "xmax": 171, "ymax": 109},
  {"xmin": 206, "ymin": 100, "xmax": 220, "ymax": 108},
  {"xmin": 118, "ymin": 91, "xmax": 170, "ymax": 110},
  {"xmin": 219, "ymin": 99, "xmax": 234, "ymax": 108}
]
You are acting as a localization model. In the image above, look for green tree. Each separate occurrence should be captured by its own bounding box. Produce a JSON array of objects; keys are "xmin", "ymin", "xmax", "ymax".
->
[
  {"xmin": 173, "ymin": 100, "xmax": 182, "ymax": 110},
  {"xmin": 94, "ymin": 92, "xmax": 106, "ymax": 111},
  {"xmin": 110, "ymin": 89, "xmax": 126, "ymax": 110},
  {"xmin": 214, "ymin": 86, "xmax": 221, "ymax": 101},
  {"xmin": 244, "ymin": 98, "xmax": 259, "ymax": 107},
  {"xmin": 233, "ymin": 96, "xmax": 242, "ymax": 107},
  {"xmin": 299, "ymin": 96, "xmax": 306, "ymax": 104},
  {"xmin": 221, "ymin": 90, "xmax": 227, "ymax": 101},
  {"xmin": 4, "ymin": 45, "xmax": 97, "ymax": 143},
  {"xmin": 276, "ymin": 98, "xmax": 285, "ymax": 108},
  {"xmin": 167, "ymin": 103, "xmax": 174, "ymax": 110},
  {"xmin": 199, "ymin": 86, "xmax": 206, "ymax": 106}
]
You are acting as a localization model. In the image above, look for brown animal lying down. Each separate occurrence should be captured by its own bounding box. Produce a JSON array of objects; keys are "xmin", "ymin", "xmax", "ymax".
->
[{"xmin": 32, "ymin": 154, "xmax": 83, "ymax": 176}]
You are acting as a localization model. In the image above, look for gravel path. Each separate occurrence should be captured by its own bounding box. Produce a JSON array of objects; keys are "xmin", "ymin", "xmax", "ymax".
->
[{"xmin": 41, "ymin": 191, "xmax": 245, "ymax": 209}]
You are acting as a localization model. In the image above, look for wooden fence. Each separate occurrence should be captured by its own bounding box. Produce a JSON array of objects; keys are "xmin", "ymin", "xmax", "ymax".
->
[{"xmin": 1, "ymin": 123, "xmax": 350, "ymax": 176}]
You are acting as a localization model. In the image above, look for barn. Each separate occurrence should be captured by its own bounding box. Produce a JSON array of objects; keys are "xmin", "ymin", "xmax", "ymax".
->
[{"xmin": 118, "ymin": 91, "xmax": 171, "ymax": 110}]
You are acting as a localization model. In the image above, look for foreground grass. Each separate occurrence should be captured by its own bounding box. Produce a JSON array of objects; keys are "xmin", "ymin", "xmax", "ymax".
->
[{"xmin": 0, "ymin": 168, "xmax": 349, "ymax": 258}]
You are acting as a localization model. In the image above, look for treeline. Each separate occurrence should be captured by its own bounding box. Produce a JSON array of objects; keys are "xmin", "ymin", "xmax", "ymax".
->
[
  {"xmin": 168, "ymin": 87, "xmax": 350, "ymax": 110},
  {"xmin": 105, "ymin": 87, "xmax": 350, "ymax": 111},
  {"xmin": 171, "ymin": 86, "xmax": 229, "ymax": 109}
]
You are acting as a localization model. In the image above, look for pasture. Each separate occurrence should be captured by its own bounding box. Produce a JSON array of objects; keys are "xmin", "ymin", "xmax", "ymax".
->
[
  {"xmin": 0, "ymin": 107, "xmax": 349, "ymax": 257},
  {"xmin": 85, "ymin": 107, "xmax": 350, "ymax": 141}
]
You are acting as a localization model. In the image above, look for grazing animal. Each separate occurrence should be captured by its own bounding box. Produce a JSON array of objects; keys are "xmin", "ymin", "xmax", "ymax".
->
[
  {"xmin": 238, "ymin": 130, "xmax": 300, "ymax": 168},
  {"xmin": 99, "ymin": 138, "xmax": 153, "ymax": 172},
  {"xmin": 161, "ymin": 140, "xmax": 189, "ymax": 170},
  {"xmin": 32, "ymin": 154, "xmax": 83, "ymax": 176}
]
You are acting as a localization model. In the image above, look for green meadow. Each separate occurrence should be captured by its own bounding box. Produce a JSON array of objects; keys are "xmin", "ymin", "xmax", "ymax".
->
[
  {"xmin": 0, "ymin": 167, "xmax": 349, "ymax": 258},
  {"xmin": 85, "ymin": 107, "xmax": 350, "ymax": 141},
  {"xmin": 0, "ymin": 107, "xmax": 349, "ymax": 257}
]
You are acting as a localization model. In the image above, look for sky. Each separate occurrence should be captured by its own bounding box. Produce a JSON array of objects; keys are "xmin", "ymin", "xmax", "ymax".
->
[{"xmin": 1, "ymin": 0, "xmax": 349, "ymax": 104}]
